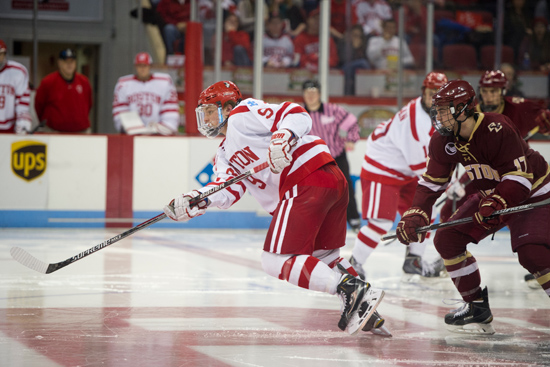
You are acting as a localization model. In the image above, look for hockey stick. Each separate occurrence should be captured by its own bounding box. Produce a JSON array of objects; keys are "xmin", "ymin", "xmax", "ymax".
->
[
  {"xmin": 29, "ymin": 120, "xmax": 47, "ymax": 135},
  {"xmin": 381, "ymin": 197, "xmax": 550, "ymax": 241},
  {"xmin": 10, "ymin": 161, "xmax": 269, "ymax": 274}
]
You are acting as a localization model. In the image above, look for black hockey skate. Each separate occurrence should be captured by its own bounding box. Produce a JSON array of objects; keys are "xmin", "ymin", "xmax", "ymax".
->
[
  {"xmin": 524, "ymin": 273, "xmax": 541, "ymax": 289},
  {"xmin": 362, "ymin": 310, "xmax": 392, "ymax": 337},
  {"xmin": 444, "ymin": 286, "xmax": 495, "ymax": 335},
  {"xmin": 336, "ymin": 273, "xmax": 384, "ymax": 335}
]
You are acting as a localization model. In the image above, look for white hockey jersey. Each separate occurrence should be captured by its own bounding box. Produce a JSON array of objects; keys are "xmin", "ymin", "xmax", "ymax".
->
[
  {"xmin": 362, "ymin": 97, "xmax": 434, "ymax": 185},
  {"xmin": 201, "ymin": 98, "xmax": 334, "ymax": 214},
  {"xmin": 0, "ymin": 60, "xmax": 31, "ymax": 132},
  {"xmin": 112, "ymin": 72, "xmax": 179, "ymax": 133}
]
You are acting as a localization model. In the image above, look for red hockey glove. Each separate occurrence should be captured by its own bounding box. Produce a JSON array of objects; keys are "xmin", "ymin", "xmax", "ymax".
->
[
  {"xmin": 535, "ymin": 109, "xmax": 550, "ymax": 136},
  {"xmin": 396, "ymin": 207, "xmax": 430, "ymax": 245},
  {"xmin": 473, "ymin": 194, "xmax": 507, "ymax": 230},
  {"xmin": 268, "ymin": 129, "xmax": 297, "ymax": 173}
]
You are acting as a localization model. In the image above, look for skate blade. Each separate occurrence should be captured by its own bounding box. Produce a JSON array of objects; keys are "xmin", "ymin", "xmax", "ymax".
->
[
  {"xmin": 401, "ymin": 272, "xmax": 449, "ymax": 283},
  {"xmin": 346, "ymin": 289, "xmax": 385, "ymax": 335},
  {"xmin": 370, "ymin": 325, "xmax": 392, "ymax": 337},
  {"xmin": 446, "ymin": 323, "xmax": 495, "ymax": 335},
  {"xmin": 526, "ymin": 279, "xmax": 542, "ymax": 290}
]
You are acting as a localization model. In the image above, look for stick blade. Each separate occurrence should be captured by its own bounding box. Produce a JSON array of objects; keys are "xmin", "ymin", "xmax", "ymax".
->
[{"xmin": 10, "ymin": 247, "xmax": 49, "ymax": 274}]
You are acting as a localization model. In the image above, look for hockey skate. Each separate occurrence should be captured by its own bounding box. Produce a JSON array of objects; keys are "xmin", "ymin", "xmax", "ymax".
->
[
  {"xmin": 401, "ymin": 248, "xmax": 447, "ymax": 282},
  {"xmin": 524, "ymin": 273, "xmax": 541, "ymax": 289},
  {"xmin": 445, "ymin": 286, "xmax": 495, "ymax": 335},
  {"xmin": 362, "ymin": 310, "xmax": 392, "ymax": 337},
  {"xmin": 349, "ymin": 255, "xmax": 366, "ymax": 280},
  {"xmin": 336, "ymin": 273, "xmax": 385, "ymax": 335}
]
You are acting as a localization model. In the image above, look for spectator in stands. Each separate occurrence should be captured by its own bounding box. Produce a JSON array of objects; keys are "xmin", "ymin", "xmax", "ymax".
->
[
  {"xmin": 263, "ymin": 14, "xmax": 295, "ymax": 68},
  {"xmin": 338, "ymin": 24, "xmax": 370, "ymax": 95},
  {"xmin": 220, "ymin": 13, "xmax": 253, "ymax": 67},
  {"xmin": 112, "ymin": 52, "xmax": 179, "ymax": 135},
  {"xmin": 302, "ymin": 80, "xmax": 362, "ymax": 232},
  {"xmin": 501, "ymin": 62, "xmax": 525, "ymax": 97},
  {"xmin": 504, "ymin": 0, "xmax": 534, "ymax": 63},
  {"xmin": 156, "ymin": 0, "xmax": 191, "ymax": 56},
  {"xmin": 293, "ymin": 8, "xmax": 339, "ymax": 71},
  {"xmin": 270, "ymin": 0, "xmax": 307, "ymax": 37},
  {"xmin": 404, "ymin": 0, "xmax": 427, "ymax": 45},
  {"xmin": 237, "ymin": 0, "xmax": 269, "ymax": 37},
  {"xmin": 519, "ymin": 16, "xmax": 550, "ymax": 71},
  {"xmin": 352, "ymin": 0, "xmax": 393, "ymax": 38},
  {"xmin": 34, "ymin": 49, "xmax": 93, "ymax": 133},
  {"xmin": 367, "ymin": 18, "xmax": 415, "ymax": 70},
  {"xmin": 0, "ymin": 39, "xmax": 31, "ymax": 134}
]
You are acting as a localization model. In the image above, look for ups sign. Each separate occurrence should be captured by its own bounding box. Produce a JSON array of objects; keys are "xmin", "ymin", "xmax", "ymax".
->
[{"xmin": 11, "ymin": 141, "xmax": 47, "ymax": 181}]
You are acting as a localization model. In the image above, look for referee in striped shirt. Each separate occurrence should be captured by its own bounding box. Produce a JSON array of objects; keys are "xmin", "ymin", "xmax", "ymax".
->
[{"xmin": 302, "ymin": 80, "xmax": 362, "ymax": 232}]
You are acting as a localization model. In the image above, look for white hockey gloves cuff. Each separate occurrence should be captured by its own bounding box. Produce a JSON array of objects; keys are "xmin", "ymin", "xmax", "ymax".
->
[
  {"xmin": 268, "ymin": 129, "xmax": 297, "ymax": 174},
  {"xmin": 446, "ymin": 179, "xmax": 466, "ymax": 200},
  {"xmin": 15, "ymin": 119, "xmax": 32, "ymax": 135},
  {"xmin": 163, "ymin": 190, "xmax": 209, "ymax": 222}
]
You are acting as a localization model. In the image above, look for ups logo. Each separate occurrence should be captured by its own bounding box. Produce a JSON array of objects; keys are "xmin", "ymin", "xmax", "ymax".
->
[{"xmin": 11, "ymin": 141, "xmax": 47, "ymax": 181}]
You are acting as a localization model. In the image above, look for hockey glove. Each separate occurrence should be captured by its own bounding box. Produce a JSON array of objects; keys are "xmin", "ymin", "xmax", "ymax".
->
[
  {"xmin": 473, "ymin": 194, "xmax": 506, "ymax": 231},
  {"xmin": 15, "ymin": 119, "xmax": 32, "ymax": 135},
  {"xmin": 446, "ymin": 179, "xmax": 466, "ymax": 200},
  {"xmin": 268, "ymin": 129, "xmax": 297, "ymax": 174},
  {"xmin": 163, "ymin": 190, "xmax": 209, "ymax": 222},
  {"xmin": 396, "ymin": 207, "xmax": 430, "ymax": 245},
  {"xmin": 534, "ymin": 109, "xmax": 550, "ymax": 136}
]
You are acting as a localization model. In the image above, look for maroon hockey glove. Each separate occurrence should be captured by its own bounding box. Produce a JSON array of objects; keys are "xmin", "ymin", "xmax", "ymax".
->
[
  {"xmin": 396, "ymin": 207, "xmax": 430, "ymax": 245},
  {"xmin": 535, "ymin": 109, "xmax": 550, "ymax": 136},
  {"xmin": 473, "ymin": 194, "xmax": 507, "ymax": 230}
]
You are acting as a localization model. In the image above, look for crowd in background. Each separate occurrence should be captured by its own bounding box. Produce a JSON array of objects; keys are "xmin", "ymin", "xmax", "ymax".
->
[{"xmin": 147, "ymin": 0, "xmax": 550, "ymax": 78}]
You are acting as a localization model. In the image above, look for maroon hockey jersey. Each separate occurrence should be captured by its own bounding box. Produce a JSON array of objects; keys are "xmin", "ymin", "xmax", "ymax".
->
[{"xmin": 413, "ymin": 112, "xmax": 550, "ymax": 214}]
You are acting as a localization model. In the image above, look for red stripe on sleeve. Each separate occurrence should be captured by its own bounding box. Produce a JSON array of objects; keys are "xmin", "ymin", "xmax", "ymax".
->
[
  {"xmin": 271, "ymin": 102, "xmax": 292, "ymax": 132},
  {"xmin": 410, "ymin": 101, "xmax": 419, "ymax": 142}
]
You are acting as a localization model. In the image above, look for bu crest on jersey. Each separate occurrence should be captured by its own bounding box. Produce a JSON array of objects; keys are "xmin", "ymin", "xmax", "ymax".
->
[{"xmin": 11, "ymin": 141, "xmax": 47, "ymax": 181}]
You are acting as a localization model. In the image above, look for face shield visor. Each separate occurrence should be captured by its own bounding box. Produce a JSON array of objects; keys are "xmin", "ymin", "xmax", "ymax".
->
[
  {"xmin": 195, "ymin": 104, "xmax": 227, "ymax": 138},
  {"xmin": 430, "ymin": 105, "xmax": 457, "ymax": 137}
]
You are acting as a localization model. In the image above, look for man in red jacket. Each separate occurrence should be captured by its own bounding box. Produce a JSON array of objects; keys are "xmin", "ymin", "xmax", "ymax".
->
[{"xmin": 34, "ymin": 49, "xmax": 93, "ymax": 133}]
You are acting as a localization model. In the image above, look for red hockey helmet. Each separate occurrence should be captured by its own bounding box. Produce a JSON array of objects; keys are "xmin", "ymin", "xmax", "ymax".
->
[
  {"xmin": 0, "ymin": 39, "xmax": 6, "ymax": 53},
  {"xmin": 430, "ymin": 80, "xmax": 477, "ymax": 136},
  {"xmin": 479, "ymin": 70, "xmax": 508, "ymax": 90},
  {"xmin": 134, "ymin": 52, "xmax": 152, "ymax": 65},
  {"xmin": 196, "ymin": 81, "xmax": 242, "ymax": 138},
  {"xmin": 198, "ymin": 80, "xmax": 242, "ymax": 108},
  {"xmin": 422, "ymin": 71, "xmax": 448, "ymax": 90}
]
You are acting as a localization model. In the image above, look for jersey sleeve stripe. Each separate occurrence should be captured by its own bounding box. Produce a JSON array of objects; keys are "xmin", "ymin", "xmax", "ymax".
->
[
  {"xmin": 410, "ymin": 101, "xmax": 419, "ymax": 142},
  {"xmin": 271, "ymin": 102, "xmax": 293, "ymax": 132}
]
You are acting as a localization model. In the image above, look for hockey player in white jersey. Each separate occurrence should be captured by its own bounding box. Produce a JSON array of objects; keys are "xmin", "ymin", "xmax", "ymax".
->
[
  {"xmin": 0, "ymin": 39, "xmax": 31, "ymax": 134},
  {"xmin": 112, "ymin": 52, "xmax": 179, "ymax": 135},
  {"xmin": 164, "ymin": 81, "xmax": 388, "ymax": 335},
  {"xmin": 350, "ymin": 72, "xmax": 448, "ymax": 281}
]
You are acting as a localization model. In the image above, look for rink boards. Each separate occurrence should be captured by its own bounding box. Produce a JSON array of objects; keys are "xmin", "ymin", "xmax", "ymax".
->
[{"xmin": 1, "ymin": 134, "xmax": 549, "ymax": 228}]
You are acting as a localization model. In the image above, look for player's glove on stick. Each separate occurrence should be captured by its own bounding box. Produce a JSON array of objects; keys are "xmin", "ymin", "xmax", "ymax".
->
[
  {"xmin": 535, "ymin": 109, "xmax": 550, "ymax": 136},
  {"xmin": 163, "ymin": 190, "xmax": 208, "ymax": 221},
  {"xmin": 396, "ymin": 207, "xmax": 430, "ymax": 245},
  {"xmin": 15, "ymin": 119, "xmax": 31, "ymax": 135},
  {"xmin": 446, "ymin": 179, "xmax": 466, "ymax": 200},
  {"xmin": 473, "ymin": 194, "xmax": 507, "ymax": 231},
  {"xmin": 268, "ymin": 129, "xmax": 297, "ymax": 173}
]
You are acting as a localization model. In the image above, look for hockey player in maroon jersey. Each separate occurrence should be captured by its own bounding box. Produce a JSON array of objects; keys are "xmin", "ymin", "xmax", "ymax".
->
[
  {"xmin": 163, "ymin": 81, "xmax": 387, "ymax": 335},
  {"xmin": 440, "ymin": 70, "xmax": 550, "ymax": 288},
  {"xmin": 396, "ymin": 80, "xmax": 550, "ymax": 334}
]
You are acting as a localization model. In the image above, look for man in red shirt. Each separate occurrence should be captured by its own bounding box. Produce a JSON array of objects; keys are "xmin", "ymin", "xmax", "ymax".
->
[
  {"xmin": 34, "ymin": 49, "xmax": 93, "ymax": 133},
  {"xmin": 156, "ymin": 0, "xmax": 191, "ymax": 56},
  {"xmin": 293, "ymin": 9, "xmax": 339, "ymax": 71}
]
